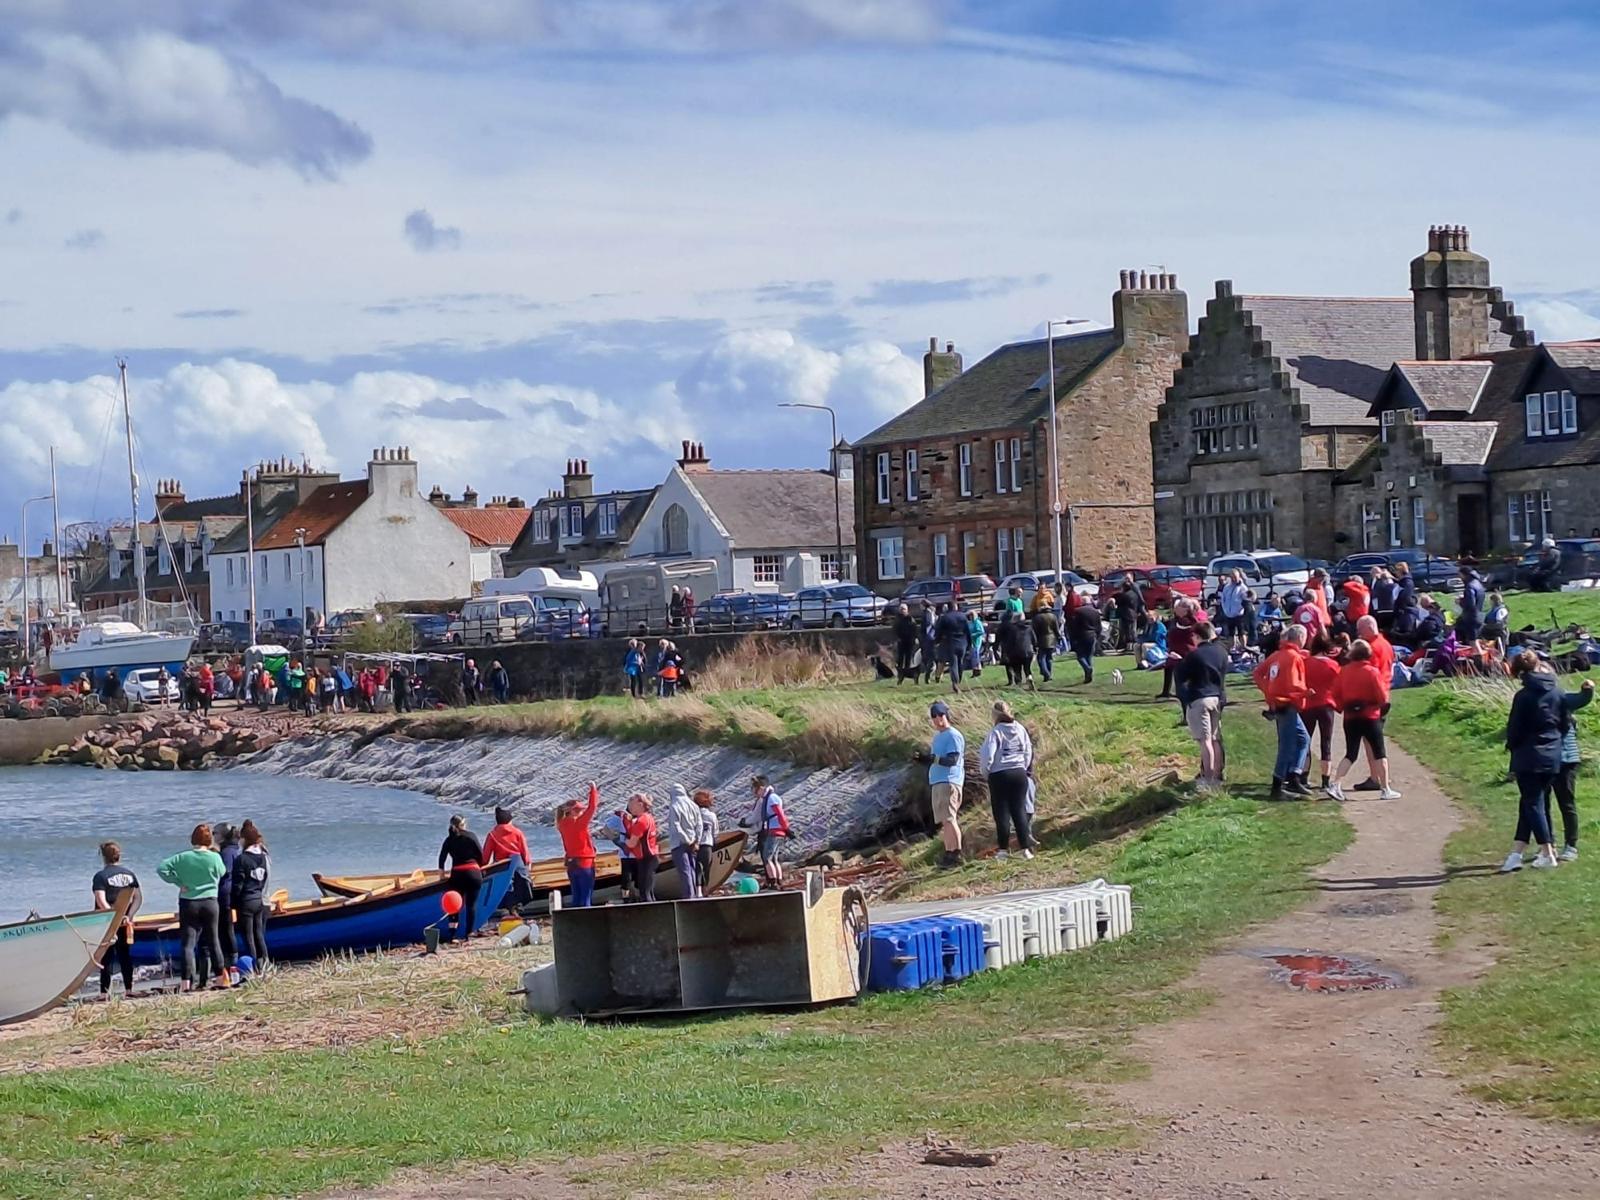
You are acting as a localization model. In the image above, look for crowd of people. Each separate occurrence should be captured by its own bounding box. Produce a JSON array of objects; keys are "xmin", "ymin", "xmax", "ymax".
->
[{"xmin": 621, "ymin": 639, "xmax": 688, "ymax": 698}]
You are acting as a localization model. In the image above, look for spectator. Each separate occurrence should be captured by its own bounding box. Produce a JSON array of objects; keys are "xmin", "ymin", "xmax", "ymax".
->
[
  {"xmin": 1456, "ymin": 565, "xmax": 1487, "ymax": 643},
  {"xmin": 893, "ymin": 604, "xmax": 919, "ymax": 684},
  {"xmin": 666, "ymin": 784, "xmax": 703, "ymax": 899},
  {"xmin": 1500, "ymin": 652, "xmax": 1574, "ymax": 872},
  {"xmin": 980, "ymin": 700, "xmax": 1035, "ymax": 859},
  {"xmin": 1324, "ymin": 639, "xmax": 1399, "ymax": 802},
  {"xmin": 1162, "ymin": 597, "xmax": 1200, "ymax": 704},
  {"xmin": 1068, "ymin": 596, "xmax": 1101, "ymax": 684},
  {"xmin": 1253, "ymin": 624, "xmax": 1313, "ymax": 800},
  {"xmin": 917, "ymin": 700, "xmax": 966, "ymax": 868},
  {"xmin": 934, "ymin": 602, "xmax": 971, "ymax": 694},
  {"xmin": 461, "ymin": 658, "xmax": 481, "ymax": 706},
  {"xmin": 682, "ymin": 587, "xmax": 696, "ymax": 632},
  {"xmin": 1031, "ymin": 602, "xmax": 1060, "ymax": 684},
  {"xmin": 1113, "ymin": 576, "xmax": 1145, "ymax": 652},
  {"xmin": 623, "ymin": 639, "xmax": 647, "ymax": 699},
  {"xmin": 1175, "ymin": 621, "xmax": 1228, "ymax": 788},
  {"xmin": 488, "ymin": 660, "xmax": 510, "ymax": 704},
  {"xmin": 1550, "ymin": 675, "xmax": 1593, "ymax": 863},
  {"xmin": 1218, "ymin": 570, "xmax": 1251, "ymax": 650},
  {"xmin": 742, "ymin": 775, "xmax": 790, "ymax": 889},
  {"xmin": 966, "ymin": 608, "xmax": 987, "ymax": 678},
  {"xmin": 999, "ymin": 612, "xmax": 1037, "ymax": 689}
]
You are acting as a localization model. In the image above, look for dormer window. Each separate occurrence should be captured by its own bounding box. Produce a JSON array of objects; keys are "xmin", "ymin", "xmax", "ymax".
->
[
  {"xmin": 1527, "ymin": 390, "xmax": 1579, "ymax": 439},
  {"xmin": 1380, "ymin": 409, "xmax": 1395, "ymax": 442}
]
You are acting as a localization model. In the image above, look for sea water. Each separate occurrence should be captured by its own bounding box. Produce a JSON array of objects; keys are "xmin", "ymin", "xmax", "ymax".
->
[{"xmin": 0, "ymin": 765, "xmax": 483, "ymax": 922}]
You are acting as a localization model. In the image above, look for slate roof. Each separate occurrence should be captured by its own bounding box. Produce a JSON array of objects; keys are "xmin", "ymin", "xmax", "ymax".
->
[
  {"xmin": 1547, "ymin": 342, "xmax": 1600, "ymax": 393},
  {"xmin": 1390, "ymin": 361, "xmax": 1493, "ymax": 415},
  {"xmin": 160, "ymin": 492, "xmax": 245, "ymax": 521},
  {"xmin": 211, "ymin": 491, "xmax": 301, "ymax": 554},
  {"xmin": 682, "ymin": 469, "xmax": 855, "ymax": 550},
  {"xmin": 1238, "ymin": 296, "xmax": 1418, "ymax": 427},
  {"xmin": 254, "ymin": 482, "xmax": 369, "ymax": 549},
  {"xmin": 856, "ymin": 329, "xmax": 1119, "ymax": 445},
  {"xmin": 1488, "ymin": 345, "xmax": 1600, "ymax": 472},
  {"xmin": 441, "ymin": 506, "xmax": 532, "ymax": 548},
  {"xmin": 1418, "ymin": 421, "xmax": 1498, "ymax": 466}
]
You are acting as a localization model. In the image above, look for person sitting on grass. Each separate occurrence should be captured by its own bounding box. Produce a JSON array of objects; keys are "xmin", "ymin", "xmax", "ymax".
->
[{"xmin": 1324, "ymin": 639, "xmax": 1399, "ymax": 802}]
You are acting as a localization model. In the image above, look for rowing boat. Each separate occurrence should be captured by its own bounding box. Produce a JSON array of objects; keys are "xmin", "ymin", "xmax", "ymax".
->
[
  {"xmin": 127, "ymin": 859, "xmax": 513, "ymax": 967},
  {"xmin": 0, "ymin": 893, "xmax": 132, "ymax": 1026},
  {"xmin": 315, "ymin": 830, "xmax": 749, "ymax": 909}
]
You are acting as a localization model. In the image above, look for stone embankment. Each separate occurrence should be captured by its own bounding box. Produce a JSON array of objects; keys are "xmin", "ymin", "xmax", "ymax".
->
[{"xmin": 36, "ymin": 712, "xmax": 292, "ymax": 771}]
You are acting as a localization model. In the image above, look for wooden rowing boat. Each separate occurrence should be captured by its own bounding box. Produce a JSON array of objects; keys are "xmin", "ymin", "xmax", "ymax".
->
[
  {"xmin": 0, "ymin": 892, "xmax": 132, "ymax": 1026},
  {"xmin": 315, "ymin": 830, "xmax": 750, "ymax": 909},
  {"xmin": 127, "ymin": 860, "xmax": 514, "ymax": 966}
]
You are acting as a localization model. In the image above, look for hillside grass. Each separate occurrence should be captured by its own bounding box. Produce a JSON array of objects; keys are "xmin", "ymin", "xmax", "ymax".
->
[
  {"xmin": 1389, "ymin": 677, "xmax": 1600, "ymax": 1123},
  {"xmin": 0, "ymin": 661, "xmax": 1353, "ymax": 1200}
]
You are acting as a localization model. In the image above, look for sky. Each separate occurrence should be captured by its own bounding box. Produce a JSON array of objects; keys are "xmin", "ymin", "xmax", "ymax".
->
[{"xmin": 4, "ymin": 0, "xmax": 1600, "ymax": 547}]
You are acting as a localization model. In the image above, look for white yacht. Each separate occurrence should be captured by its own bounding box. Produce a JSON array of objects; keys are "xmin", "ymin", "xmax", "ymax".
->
[{"xmin": 46, "ymin": 620, "xmax": 194, "ymax": 678}]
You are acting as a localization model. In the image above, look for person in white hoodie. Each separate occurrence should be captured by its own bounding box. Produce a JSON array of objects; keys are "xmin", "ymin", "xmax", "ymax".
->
[
  {"xmin": 980, "ymin": 700, "xmax": 1036, "ymax": 859},
  {"xmin": 665, "ymin": 783, "xmax": 703, "ymax": 898}
]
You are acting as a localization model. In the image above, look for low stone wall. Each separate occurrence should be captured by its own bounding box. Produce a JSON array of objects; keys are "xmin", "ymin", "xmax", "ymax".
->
[
  {"xmin": 0, "ymin": 714, "xmax": 124, "ymax": 766},
  {"xmin": 463, "ymin": 627, "xmax": 893, "ymax": 703}
]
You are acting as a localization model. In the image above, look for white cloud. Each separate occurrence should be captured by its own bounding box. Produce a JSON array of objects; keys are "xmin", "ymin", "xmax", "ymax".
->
[
  {"xmin": 0, "ymin": 31, "xmax": 371, "ymax": 177},
  {"xmin": 402, "ymin": 209, "xmax": 462, "ymax": 253},
  {"xmin": 1521, "ymin": 299, "xmax": 1600, "ymax": 343}
]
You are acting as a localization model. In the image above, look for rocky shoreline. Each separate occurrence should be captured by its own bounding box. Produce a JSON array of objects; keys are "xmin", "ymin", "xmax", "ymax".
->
[{"xmin": 36, "ymin": 712, "xmax": 292, "ymax": 771}]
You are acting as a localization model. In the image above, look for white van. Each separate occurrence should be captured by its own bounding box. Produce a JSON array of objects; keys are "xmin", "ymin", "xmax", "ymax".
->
[
  {"xmin": 448, "ymin": 595, "xmax": 538, "ymax": 644},
  {"xmin": 483, "ymin": 567, "xmax": 601, "ymax": 610}
]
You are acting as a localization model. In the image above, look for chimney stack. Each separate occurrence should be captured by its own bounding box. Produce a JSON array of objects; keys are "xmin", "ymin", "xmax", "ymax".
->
[
  {"xmin": 563, "ymin": 457, "xmax": 595, "ymax": 498},
  {"xmin": 923, "ymin": 337, "xmax": 963, "ymax": 398},
  {"xmin": 154, "ymin": 478, "xmax": 186, "ymax": 514},
  {"xmin": 1411, "ymin": 222, "xmax": 1491, "ymax": 360},
  {"xmin": 677, "ymin": 441, "xmax": 712, "ymax": 473},
  {"xmin": 1113, "ymin": 265, "xmax": 1188, "ymax": 342}
]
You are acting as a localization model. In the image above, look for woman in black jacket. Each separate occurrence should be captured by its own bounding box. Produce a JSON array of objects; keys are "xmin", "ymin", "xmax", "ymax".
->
[
  {"xmin": 438, "ymin": 815, "xmax": 486, "ymax": 940},
  {"xmin": 1501, "ymin": 652, "xmax": 1572, "ymax": 872},
  {"xmin": 893, "ymin": 604, "xmax": 920, "ymax": 683},
  {"xmin": 231, "ymin": 820, "xmax": 271, "ymax": 968}
]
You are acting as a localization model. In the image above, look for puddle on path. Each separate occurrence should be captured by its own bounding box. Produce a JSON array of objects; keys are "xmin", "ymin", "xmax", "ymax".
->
[{"xmin": 1247, "ymin": 949, "xmax": 1409, "ymax": 993}]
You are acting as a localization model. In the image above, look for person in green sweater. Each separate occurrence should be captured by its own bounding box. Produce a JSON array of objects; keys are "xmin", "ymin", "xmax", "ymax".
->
[{"xmin": 158, "ymin": 824, "xmax": 230, "ymax": 991}]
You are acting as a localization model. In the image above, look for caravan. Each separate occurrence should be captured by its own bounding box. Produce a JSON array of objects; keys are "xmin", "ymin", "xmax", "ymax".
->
[{"xmin": 600, "ymin": 559, "xmax": 721, "ymax": 633}]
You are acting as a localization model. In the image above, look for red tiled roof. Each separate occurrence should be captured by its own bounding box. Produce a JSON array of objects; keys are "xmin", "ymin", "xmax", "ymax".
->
[
  {"xmin": 441, "ymin": 507, "xmax": 532, "ymax": 547},
  {"xmin": 254, "ymin": 482, "xmax": 368, "ymax": 549}
]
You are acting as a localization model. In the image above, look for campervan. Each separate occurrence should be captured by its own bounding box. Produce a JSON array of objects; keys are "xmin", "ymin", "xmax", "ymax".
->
[
  {"xmin": 600, "ymin": 558, "xmax": 721, "ymax": 632},
  {"xmin": 483, "ymin": 567, "xmax": 601, "ymax": 609}
]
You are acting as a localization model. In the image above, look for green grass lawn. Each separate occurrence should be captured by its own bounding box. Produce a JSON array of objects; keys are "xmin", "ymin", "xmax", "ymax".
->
[
  {"xmin": 1389, "ymin": 679, "xmax": 1600, "ymax": 1123},
  {"xmin": 1500, "ymin": 587, "xmax": 1600, "ymax": 633},
  {"xmin": 0, "ymin": 664, "xmax": 1351, "ymax": 1200}
]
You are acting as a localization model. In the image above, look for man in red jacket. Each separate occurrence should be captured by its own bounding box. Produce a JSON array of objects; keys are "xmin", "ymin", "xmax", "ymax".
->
[{"xmin": 1254, "ymin": 624, "xmax": 1313, "ymax": 798}]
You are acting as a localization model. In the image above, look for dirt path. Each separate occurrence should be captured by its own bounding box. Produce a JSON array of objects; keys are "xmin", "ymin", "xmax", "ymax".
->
[{"xmin": 326, "ymin": 745, "xmax": 1600, "ymax": 1200}]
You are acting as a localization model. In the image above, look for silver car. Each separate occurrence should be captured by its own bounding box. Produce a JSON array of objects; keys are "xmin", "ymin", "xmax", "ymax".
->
[{"xmin": 788, "ymin": 583, "xmax": 889, "ymax": 629}]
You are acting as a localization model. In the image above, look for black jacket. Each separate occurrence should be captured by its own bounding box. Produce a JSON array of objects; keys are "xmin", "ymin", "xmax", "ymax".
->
[
  {"xmin": 1506, "ymin": 672, "xmax": 1568, "ymax": 776},
  {"xmin": 439, "ymin": 829, "xmax": 485, "ymax": 871},
  {"xmin": 1000, "ymin": 620, "xmax": 1036, "ymax": 663},
  {"xmin": 231, "ymin": 846, "xmax": 270, "ymax": 907},
  {"xmin": 934, "ymin": 609, "xmax": 970, "ymax": 651},
  {"xmin": 1068, "ymin": 604, "xmax": 1102, "ymax": 646},
  {"xmin": 1174, "ymin": 641, "xmax": 1229, "ymax": 705},
  {"xmin": 894, "ymin": 614, "xmax": 920, "ymax": 647},
  {"xmin": 1113, "ymin": 586, "xmax": 1145, "ymax": 619}
]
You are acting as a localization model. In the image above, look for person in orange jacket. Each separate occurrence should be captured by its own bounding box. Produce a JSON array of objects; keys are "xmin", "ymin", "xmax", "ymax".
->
[
  {"xmin": 1324, "ymin": 640, "xmax": 1400, "ymax": 801},
  {"xmin": 1303, "ymin": 635, "xmax": 1343, "ymax": 790},
  {"xmin": 1340, "ymin": 574, "xmax": 1371, "ymax": 625},
  {"xmin": 1253, "ymin": 624, "xmax": 1313, "ymax": 798}
]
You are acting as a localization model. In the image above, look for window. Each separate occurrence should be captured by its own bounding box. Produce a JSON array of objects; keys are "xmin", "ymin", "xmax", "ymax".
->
[
  {"xmin": 1545, "ymin": 391, "xmax": 1562, "ymax": 436},
  {"xmin": 285, "ymin": 607, "xmax": 294, "ymax": 618},
  {"xmin": 307, "ymin": 551, "xmax": 315, "ymax": 579},
  {"xmin": 157, "ymin": 538, "xmax": 171, "ymax": 576},
  {"xmin": 283, "ymin": 552, "xmax": 292, "ymax": 577},
  {"xmin": 819, "ymin": 552, "xmax": 842, "ymax": 582},
  {"xmin": 1191, "ymin": 402, "xmax": 1258, "ymax": 456},
  {"xmin": 905, "ymin": 450, "xmax": 919, "ymax": 501},
  {"xmin": 994, "ymin": 439, "xmax": 1008, "ymax": 494},
  {"xmin": 1513, "ymin": 489, "xmax": 1553, "ymax": 542},
  {"xmin": 932, "ymin": 532, "xmax": 949, "ymax": 576},
  {"xmin": 876, "ymin": 535, "xmax": 905, "ymax": 580},
  {"xmin": 184, "ymin": 541, "xmax": 195, "ymax": 573},
  {"xmin": 1013, "ymin": 527, "xmax": 1025, "ymax": 572},
  {"xmin": 1563, "ymin": 389, "xmax": 1579, "ymax": 434},
  {"xmin": 568, "ymin": 504, "xmax": 584, "ymax": 535},
  {"xmin": 875, "ymin": 452, "xmax": 890, "ymax": 504},
  {"xmin": 1179, "ymin": 490, "xmax": 1275, "ymax": 557},
  {"xmin": 532, "ymin": 509, "xmax": 550, "ymax": 541},
  {"xmin": 997, "ymin": 528, "xmax": 1011, "ymax": 574},
  {"xmin": 1412, "ymin": 497, "xmax": 1426, "ymax": 546},
  {"xmin": 259, "ymin": 554, "xmax": 268, "ymax": 584},
  {"xmin": 752, "ymin": 554, "xmax": 783, "ymax": 585},
  {"xmin": 1526, "ymin": 394, "xmax": 1543, "ymax": 437},
  {"xmin": 598, "ymin": 501, "xmax": 618, "ymax": 537},
  {"xmin": 959, "ymin": 443, "xmax": 973, "ymax": 496},
  {"xmin": 961, "ymin": 530, "xmax": 978, "ymax": 574},
  {"xmin": 110, "ymin": 548, "xmax": 123, "ymax": 579},
  {"xmin": 1387, "ymin": 498, "xmax": 1402, "ymax": 547},
  {"xmin": 226, "ymin": 558, "xmax": 235, "ymax": 588},
  {"xmin": 1361, "ymin": 504, "xmax": 1376, "ymax": 551},
  {"xmin": 1381, "ymin": 409, "xmax": 1395, "ymax": 442},
  {"xmin": 262, "ymin": 608, "xmax": 274, "ymax": 620},
  {"xmin": 1009, "ymin": 438, "xmax": 1021, "ymax": 492},
  {"xmin": 662, "ymin": 504, "xmax": 689, "ymax": 554}
]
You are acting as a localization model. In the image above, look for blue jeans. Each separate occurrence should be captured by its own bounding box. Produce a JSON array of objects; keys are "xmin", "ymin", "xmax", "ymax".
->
[
  {"xmin": 942, "ymin": 647, "xmax": 965, "ymax": 687},
  {"xmin": 566, "ymin": 862, "xmax": 595, "ymax": 907},
  {"xmin": 670, "ymin": 844, "xmax": 700, "ymax": 898},
  {"xmin": 1273, "ymin": 709, "xmax": 1310, "ymax": 781}
]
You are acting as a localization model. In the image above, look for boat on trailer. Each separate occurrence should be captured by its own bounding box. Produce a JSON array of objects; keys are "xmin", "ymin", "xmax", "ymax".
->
[
  {"xmin": 0, "ymin": 893, "xmax": 132, "ymax": 1026},
  {"xmin": 315, "ymin": 830, "xmax": 750, "ymax": 910},
  {"xmin": 127, "ymin": 860, "xmax": 513, "ymax": 967}
]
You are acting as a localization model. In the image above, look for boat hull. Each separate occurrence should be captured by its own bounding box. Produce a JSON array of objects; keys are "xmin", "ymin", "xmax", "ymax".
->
[
  {"xmin": 47, "ymin": 634, "xmax": 194, "ymax": 683},
  {"xmin": 0, "ymin": 895, "xmax": 130, "ymax": 1026},
  {"xmin": 316, "ymin": 831, "xmax": 749, "ymax": 911},
  {"xmin": 128, "ymin": 860, "xmax": 513, "ymax": 968}
]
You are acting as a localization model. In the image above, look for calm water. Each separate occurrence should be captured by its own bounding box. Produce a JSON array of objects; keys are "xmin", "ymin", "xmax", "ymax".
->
[{"xmin": 0, "ymin": 765, "xmax": 498, "ymax": 923}]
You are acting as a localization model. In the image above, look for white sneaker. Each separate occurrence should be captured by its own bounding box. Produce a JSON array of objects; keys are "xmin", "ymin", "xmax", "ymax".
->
[
  {"xmin": 994, "ymin": 849, "xmax": 1009, "ymax": 861},
  {"xmin": 1530, "ymin": 850, "xmax": 1560, "ymax": 870},
  {"xmin": 1021, "ymin": 849, "xmax": 1035, "ymax": 860},
  {"xmin": 1324, "ymin": 781, "xmax": 1345, "ymax": 802},
  {"xmin": 1560, "ymin": 845, "xmax": 1579, "ymax": 863},
  {"xmin": 1379, "ymin": 788, "xmax": 1402, "ymax": 801},
  {"xmin": 1499, "ymin": 852, "xmax": 1524, "ymax": 873}
]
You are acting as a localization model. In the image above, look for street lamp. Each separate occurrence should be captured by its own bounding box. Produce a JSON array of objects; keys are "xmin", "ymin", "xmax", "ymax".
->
[
  {"xmin": 1045, "ymin": 318, "xmax": 1091, "ymax": 589},
  {"xmin": 295, "ymin": 528, "xmax": 308, "ymax": 660},
  {"xmin": 20, "ymin": 494, "xmax": 53, "ymax": 664},
  {"xmin": 778, "ymin": 402, "xmax": 846, "ymax": 582}
]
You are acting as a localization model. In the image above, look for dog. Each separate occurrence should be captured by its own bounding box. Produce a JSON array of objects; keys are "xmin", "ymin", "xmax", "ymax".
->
[
  {"xmin": 1110, "ymin": 667, "xmax": 1125, "ymax": 686},
  {"xmin": 870, "ymin": 655, "xmax": 896, "ymax": 681}
]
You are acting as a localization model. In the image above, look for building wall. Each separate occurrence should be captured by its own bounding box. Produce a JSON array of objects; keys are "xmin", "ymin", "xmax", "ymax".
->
[
  {"xmin": 1333, "ymin": 430, "xmax": 1481, "ymax": 558},
  {"xmin": 1490, "ymin": 466, "xmax": 1600, "ymax": 548},
  {"xmin": 207, "ymin": 545, "xmax": 326, "ymax": 622},
  {"xmin": 322, "ymin": 464, "xmax": 474, "ymax": 611},
  {"xmin": 628, "ymin": 469, "xmax": 735, "ymax": 592}
]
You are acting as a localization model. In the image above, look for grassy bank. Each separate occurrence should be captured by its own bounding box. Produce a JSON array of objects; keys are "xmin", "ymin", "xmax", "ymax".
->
[
  {"xmin": 1389, "ymin": 680, "xmax": 1600, "ymax": 1123},
  {"xmin": 0, "ymin": 665, "xmax": 1350, "ymax": 1200}
]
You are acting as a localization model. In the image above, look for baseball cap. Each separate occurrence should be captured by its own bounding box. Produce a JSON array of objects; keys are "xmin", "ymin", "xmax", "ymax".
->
[{"xmin": 929, "ymin": 700, "xmax": 951, "ymax": 717}]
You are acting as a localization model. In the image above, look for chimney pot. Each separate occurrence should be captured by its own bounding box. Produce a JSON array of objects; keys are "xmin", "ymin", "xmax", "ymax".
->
[
  {"xmin": 1138, "ymin": 270, "xmax": 1148, "ymax": 288},
  {"xmin": 945, "ymin": 341, "xmax": 953, "ymax": 353},
  {"xmin": 929, "ymin": 336, "xmax": 938, "ymax": 353}
]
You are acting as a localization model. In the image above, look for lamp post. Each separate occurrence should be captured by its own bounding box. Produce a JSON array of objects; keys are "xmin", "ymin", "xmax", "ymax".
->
[
  {"xmin": 20, "ymin": 494, "xmax": 53, "ymax": 663},
  {"xmin": 295, "ymin": 528, "xmax": 308, "ymax": 660},
  {"xmin": 1044, "ymin": 318, "xmax": 1091, "ymax": 588},
  {"xmin": 778, "ymin": 402, "xmax": 846, "ymax": 582}
]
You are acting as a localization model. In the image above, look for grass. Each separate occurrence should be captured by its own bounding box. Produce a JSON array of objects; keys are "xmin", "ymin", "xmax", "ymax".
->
[
  {"xmin": 1388, "ymin": 675, "xmax": 1600, "ymax": 1123},
  {"xmin": 1500, "ymin": 588, "xmax": 1600, "ymax": 633},
  {"xmin": 0, "ymin": 663, "xmax": 1352, "ymax": 1200}
]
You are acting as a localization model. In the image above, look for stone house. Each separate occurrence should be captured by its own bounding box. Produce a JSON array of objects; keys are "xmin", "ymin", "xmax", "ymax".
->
[
  {"xmin": 1484, "ymin": 342, "xmax": 1600, "ymax": 545},
  {"xmin": 435, "ymin": 502, "xmax": 531, "ymax": 585},
  {"xmin": 500, "ymin": 460, "xmax": 657, "ymax": 577},
  {"xmin": 852, "ymin": 270, "xmax": 1189, "ymax": 592},
  {"xmin": 628, "ymin": 441, "xmax": 854, "ymax": 592},
  {"xmin": 1152, "ymin": 226, "xmax": 1535, "ymax": 563}
]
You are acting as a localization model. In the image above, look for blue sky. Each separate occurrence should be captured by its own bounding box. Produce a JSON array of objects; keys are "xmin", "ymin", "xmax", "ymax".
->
[{"xmin": 3, "ymin": 0, "xmax": 1600, "ymax": 544}]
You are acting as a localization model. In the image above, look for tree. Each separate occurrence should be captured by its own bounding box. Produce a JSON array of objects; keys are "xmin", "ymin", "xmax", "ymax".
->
[{"xmin": 343, "ymin": 606, "xmax": 417, "ymax": 655}]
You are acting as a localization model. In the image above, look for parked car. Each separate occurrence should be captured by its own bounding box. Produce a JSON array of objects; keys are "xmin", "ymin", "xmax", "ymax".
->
[
  {"xmin": 1096, "ymin": 565, "xmax": 1205, "ymax": 608},
  {"xmin": 448, "ymin": 595, "xmax": 537, "ymax": 644},
  {"xmin": 256, "ymin": 617, "xmax": 305, "ymax": 645},
  {"xmin": 0, "ymin": 628, "xmax": 18, "ymax": 650},
  {"xmin": 898, "ymin": 574, "xmax": 997, "ymax": 611},
  {"xmin": 1203, "ymin": 551, "xmax": 1312, "ymax": 599},
  {"xmin": 517, "ymin": 595, "xmax": 594, "ymax": 641},
  {"xmin": 1331, "ymin": 550, "xmax": 1464, "ymax": 592},
  {"xmin": 1508, "ymin": 539, "xmax": 1600, "ymax": 591},
  {"xmin": 788, "ymin": 584, "xmax": 889, "ymax": 629},
  {"xmin": 400, "ymin": 612, "xmax": 454, "ymax": 646},
  {"xmin": 989, "ymin": 570, "xmax": 1098, "ymax": 614},
  {"xmin": 695, "ymin": 592, "xmax": 792, "ymax": 630},
  {"xmin": 316, "ymin": 609, "xmax": 380, "ymax": 648},
  {"xmin": 197, "ymin": 621, "xmax": 252, "ymax": 654},
  {"xmin": 124, "ymin": 667, "xmax": 177, "ymax": 705}
]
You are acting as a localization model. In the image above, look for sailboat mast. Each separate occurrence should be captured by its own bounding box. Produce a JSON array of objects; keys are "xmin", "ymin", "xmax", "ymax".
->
[
  {"xmin": 50, "ymin": 445, "xmax": 66, "ymax": 614},
  {"xmin": 118, "ymin": 359, "xmax": 147, "ymax": 629}
]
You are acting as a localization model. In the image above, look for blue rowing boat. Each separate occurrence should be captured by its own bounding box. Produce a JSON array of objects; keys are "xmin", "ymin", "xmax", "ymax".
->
[{"xmin": 127, "ymin": 859, "xmax": 514, "ymax": 967}]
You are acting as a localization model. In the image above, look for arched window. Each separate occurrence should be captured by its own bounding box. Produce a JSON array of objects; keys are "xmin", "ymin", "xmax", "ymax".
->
[{"xmin": 663, "ymin": 504, "xmax": 689, "ymax": 554}]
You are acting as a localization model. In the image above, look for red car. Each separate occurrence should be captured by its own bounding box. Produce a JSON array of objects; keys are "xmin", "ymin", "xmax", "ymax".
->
[{"xmin": 1097, "ymin": 565, "xmax": 1205, "ymax": 608}]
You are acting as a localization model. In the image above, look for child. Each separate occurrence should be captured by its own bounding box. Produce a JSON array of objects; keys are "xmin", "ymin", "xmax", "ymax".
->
[
  {"xmin": 602, "ymin": 810, "xmax": 637, "ymax": 901},
  {"xmin": 556, "ymin": 783, "xmax": 600, "ymax": 907},
  {"xmin": 1550, "ymin": 678, "xmax": 1594, "ymax": 863},
  {"xmin": 622, "ymin": 793, "xmax": 659, "ymax": 902},
  {"xmin": 693, "ymin": 789, "xmax": 719, "ymax": 893}
]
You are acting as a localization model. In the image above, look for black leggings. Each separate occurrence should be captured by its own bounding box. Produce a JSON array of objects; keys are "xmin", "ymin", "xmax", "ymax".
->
[
  {"xmin": 1305, "ymin": 706, "xmax": 1336, "ymax": 763},
  {"xmin": 1515, "ymin": 771, "xmax": 1555, "ymax": 846},
  {"xmin": 628, "ymin": 672, "xmax": 645, "ymax": 698},
  {"xmin": 635, "ymin": 853, "xmax": 658, "ymax": 903},
  {"xmin": 179, "ymin": 897, "xmax": 224, "ymax": 984},
  {"xmin": 1548, "ymin": 762, "xmax": 1580, "ymax": 848},
  {"xmin": 100, "ymin": 923, "xmax": 133, "ymax": 993},
  {"xmin": 696, "ymin": 843, "xmax": 713, "ymax": 890},
  {"xmin": 449, "ymin": 869, "xmax": 482, "ymax": 942},
  {"xmin": 1004, "ymin": 658, "xmax": 1032, "ymax": 686},
  {"xmin": 989, "ymin": 768, "xmax": 1034, "ymax": 851},
  {"xmin": 215, "ymin": 897, "xmax": 237, "ymax": 967},
  {"xmin": 235, "ymin": 898, "xmax": 268, "ymax": 964},
  {"xmin": 896, "ymin": 642, "xmax": 917, "ymax": 674},
  {"xmin": 1342, "ymin": 715, "xmax": 1387, "ymax": 762}
]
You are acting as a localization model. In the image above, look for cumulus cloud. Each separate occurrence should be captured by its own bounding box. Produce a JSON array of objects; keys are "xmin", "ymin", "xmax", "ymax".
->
[
  {"xmin": 403, "ymin": 210, "xmax": 462, "ymax": 253},
  {"xmin": 63, "ymin": 228, "xmax": 105, "ymax": 251},
  {"xmin": 1520, "ymin": 297, "xmax": 1600, "ymax": 342},
  {"xmin": 0, "ymin": 31, "xmax": 371, "ymax": 177}
]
